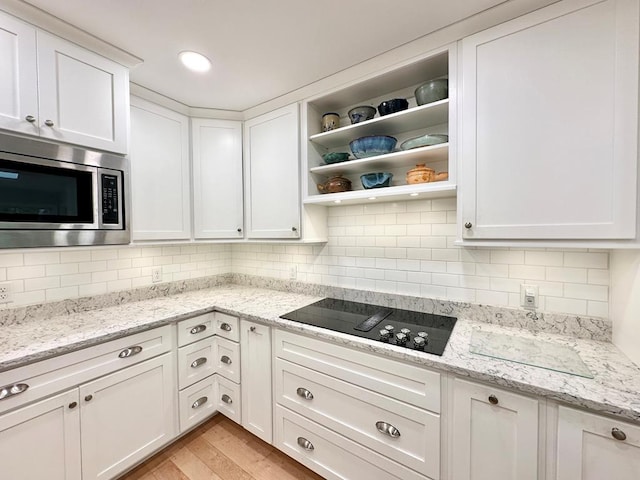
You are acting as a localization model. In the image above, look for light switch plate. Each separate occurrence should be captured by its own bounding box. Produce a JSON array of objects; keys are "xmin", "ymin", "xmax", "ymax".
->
[{"xmin": 520, "ymin": 284, "xmax": 538, "ymax": 309}]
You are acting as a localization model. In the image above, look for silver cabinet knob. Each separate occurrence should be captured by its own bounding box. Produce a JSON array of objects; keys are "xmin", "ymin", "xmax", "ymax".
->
[
  {"xmin": 190, "ymin": 324, "xmax": 207, "ymax": 335},
  {"xmin": 25, "ymin": 115, "xmax": 36, "ymax": 123},
  {"xmin": 220, "ymin": 322, "xmax": 232, "ymax": 332},
  {"xmin": 118, "ymin": 346, "xmax": 143, "ymax": 358},
  {"xmin": 376, "ymin": 421, "xmax": 401, "ymax": 438},
  {"xmin": 237, "ymin": 228, "xmax": 242, "ymax": 233},
  {"xmin": 250, "ymin": 326, "xmax": 256, "ymax": 332},
  {"xmin": 220, "ymin": 355, "xmax": 232, "ymax": 365},
  {"xmin": 297, "ymin": 437, "xmax": 314, "ymax": 450},
  {"xmin": 68, "ymin": 401, "xmax": 78, "ymax": 409},
  {"xmin": 84, "ymin": 394, "xmax": 93, "ymax": 402},
  {"xmin": 44, "ymin": 119, "xmax": 54, "ymax": 127},
  {"xmin": 192, "ymin": 396, "xmax": 208, "ymax": 409},
  {"xmin": 488, "ymin": 394, "xmax": 499, "ymax": 405},
  {"xmin": 0, "ymin": 383, "xmax": 29, "ymax": 401},
  {"xmin": 291, "ymin": 226, "xmax": 298, "ymax": 232},
  {"xmin": 296, "ymin": 387, "xmax": 314, "ymax": 400},
  {"xmin": 464, "ymin": 222, "xmax": 473, "ymax": 229},
  {"xmin": 221, "ymin": 394, "xmax": 233, "ymax": 404},
  {"xmin": 191, "ymin": 357, "xmax": 208, "ymax": 368},
  {"xmin": 611, "ymin": 428, "xmax": 627, "ymax": 441}
]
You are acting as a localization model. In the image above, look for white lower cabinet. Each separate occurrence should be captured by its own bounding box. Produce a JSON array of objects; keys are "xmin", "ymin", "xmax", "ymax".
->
[
  {"xmin": 0, "ymin": 389, "xmax": 81, "ymax": 480},
  {"xmin": 79, "ymin": 353, "xmax": 176, "ymax": 480},
  {"xmin": 556, "ymin": 405, "xmax": 640, "ymax": 480},
  {"xmin": 449, "ymin": 377, "xmax": 540, "ymax": 480},
  {"xmin": 240, "ymin": 319, "xmax": 273, "ymax": 443}
]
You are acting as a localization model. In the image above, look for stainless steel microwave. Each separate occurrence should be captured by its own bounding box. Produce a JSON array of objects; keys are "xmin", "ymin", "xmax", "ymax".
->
[{"xmin": 0, "ymin": 134, "xmax": 130, "ymax": 248}]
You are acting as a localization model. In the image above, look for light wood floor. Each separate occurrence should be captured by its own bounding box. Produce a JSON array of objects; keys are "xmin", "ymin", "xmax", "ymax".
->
[{"xmin": 118, "ymin": 414, "xmax": 325, "ymax": 480}]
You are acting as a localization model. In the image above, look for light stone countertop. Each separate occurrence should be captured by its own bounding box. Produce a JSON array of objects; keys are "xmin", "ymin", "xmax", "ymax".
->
[{"xmin": 1, "ymin": 284, "xmax": 639, "ymax": 424}]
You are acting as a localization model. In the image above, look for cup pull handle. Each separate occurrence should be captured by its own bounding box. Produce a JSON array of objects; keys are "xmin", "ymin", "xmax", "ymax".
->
[
  {"xmin": 221, "ymin": 394, "xmax": 233, "ymax": 404},
  {"xmin": 221, "ymin": 355, "xmax": 232, "ymax": 365},
  {"xmin": 220, "ymin": 322, "xmax": 232, "ymax": 332},
  {"xmin": 192, "ymin": 396, "xmax": 208, "ymax": 409},
  {"xmin": 190, "ymin": 324, "xmax": 207, "ymax": 335},
  {"xmin": 376, "ymin": 421, "xmax": 401, "ymax": 438},
  {"xmin": 118, "ymin": 346, "xmax": 143, "ymax": 358},
  {"xmin": 0, "ymin": 383, "xmax": 29, "ymax": 401},
  {"xmin": 297, "ymin": 437, "xmax": 314, "ymax": 450},
  {"xmin": 191, "ymin": 357, "xmax": 208, "ymax": 368},
  {"xmin": 296, "ymin": 387, "xmax": 314, "ymax": 400},
  {"xmin": 611, "ymin": 428, "xmax": 627, "ymax": 441}
]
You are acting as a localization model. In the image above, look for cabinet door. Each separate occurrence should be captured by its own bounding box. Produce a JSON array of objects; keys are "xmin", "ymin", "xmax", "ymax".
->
[
  {"xmin": 79, "ymin": 353, "xmax": 176, "ymax": 480},
  {"xmin": 130, "ymin": 97, "xmax": 191, "ymax": 241},
  {"xmin": 36, "ymin": 31, "xmax": 129, "ymax": 154},
  {"xmin": 240, "ymin": 319, "xmax": 273, "ymax": 442},
  {"xmin": 450, "ymin": 378, "xmax": 539, "ymax": 480},
  {"xmin": 0, "ymin": 11, "xmax": 39, "ymax": 136},
  {"xmin": 244, "ymin": 103, "xmax": 301, "ymax": 239},
  {"xmin": 459, "ymin": 0, "xmax": 639, "ymax": 240},
  {"xmin": 192, "ymin": 118, "xmax": 244, "ymax": 239},
  {"xmin": 557, "ymin": 405, "xmax": 640, "ymax": 480},
  {"xmin": 0, "ymin": 389, "xmax": 81, "ymax": 480}
]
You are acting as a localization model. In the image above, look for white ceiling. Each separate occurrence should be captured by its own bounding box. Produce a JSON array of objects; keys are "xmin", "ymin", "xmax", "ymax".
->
[{"xmin": 24, "ymin": 0, "xmax": 506, "ymax": 112}]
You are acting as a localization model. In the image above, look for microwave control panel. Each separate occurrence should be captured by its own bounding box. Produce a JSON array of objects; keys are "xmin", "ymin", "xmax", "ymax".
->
[{"xmin": 101, "ymin": 174, "xmax": 119, "ymax": 224}]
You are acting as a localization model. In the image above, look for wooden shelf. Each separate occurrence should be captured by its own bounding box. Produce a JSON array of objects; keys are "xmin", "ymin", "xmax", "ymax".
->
[
  {"xmin": 304, "ymin": 181, "xmax": 456, "ymax": 206},
  {"xmin": 309, "ymin": 100, "xmax": 449, "ymax": 149},
  {"xmin": 310, "ymin": 143, "xmax": 448, "ymax": 176}
]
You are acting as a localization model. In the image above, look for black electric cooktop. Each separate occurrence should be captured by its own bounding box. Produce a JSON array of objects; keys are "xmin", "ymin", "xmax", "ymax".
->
[{"xmin": 280, "ymin": 298, "xmax": 457, "ymax": 356}]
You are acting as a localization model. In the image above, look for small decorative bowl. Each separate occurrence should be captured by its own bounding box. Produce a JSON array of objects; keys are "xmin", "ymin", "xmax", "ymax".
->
[
  {"xmin": 415, "ymin": 79, "xmax": 448, "ymax": 106},
  {"xmin": 322, "ymin": 152, "xmax": 350, "ymax": 164},
  {"xmin": 349, "ymin": 135, "xmax": 397, "ymax": 159},
  {"xmin": 361, "ymin": 172, "xmax": 393, "ymax": 189},
  {"xmin": 348, "ymin": 105, "xmax": 376, "ymax": 124},
  {"xmin": 400, "ymin": 134, "xmax": 448, "ymax": 150},
  {"xmin": 377, "ymin": 98, "xmax": 409, "ymax": 116}
]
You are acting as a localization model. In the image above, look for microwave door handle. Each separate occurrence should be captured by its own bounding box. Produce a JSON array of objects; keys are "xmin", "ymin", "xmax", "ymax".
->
[{"xmin": 91, "ymin": 167, "xmax": 100, "ymax": 229}]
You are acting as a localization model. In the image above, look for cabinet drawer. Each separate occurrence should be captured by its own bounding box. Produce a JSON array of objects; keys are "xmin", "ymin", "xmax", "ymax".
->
[
  {"xmin": 275, "ymin": 329, "xmax": 440, "ymax": 412},
  {"xmin": 215, "ymin": 312, "xmax": 240, "ymax": 342},
  {"xmin": 216, "ymin": 375, "xmax": 241, "ymax": 424},
  {"xmin": 177, "ymin": 337, "xmax": 216, "ymax": 390},
  {"xmin": 178, "ymin": 376, "xmax": 217, "ymax": 433},
  {"xmin": 0, "ymin": 325, "xmax": 173, "ymax": 415},
  {"xmin": 215, "ymin": 337, "xmax": 240, "ymax": 384},
  {"xmin": 276, "ymin": 358, "xmax": 440, "ymax": 477},
  {"xmin": 177, "ymin": 312, "xmax": 215, "ymax": 347},
  {"xmin": 275, "ymin": 405, "xmax": 429, "ymax": 480}
]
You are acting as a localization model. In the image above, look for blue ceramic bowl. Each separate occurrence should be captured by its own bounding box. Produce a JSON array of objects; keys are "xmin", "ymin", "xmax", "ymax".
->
[
  {"xmin": 322, "ymin": 152, "xmax": 350, "ymax": 164},
  {"xmin": 377, "ymin": 98, "xmax": 409, "ymax": 116},
  {"xmin": 361, "ymin": 172, "xmax": 393, "ymax": 189},
  {"xmin": 349, "ymin": 135, "xmax": 397, "ymax": 159},
  {"xmin": 348, "ymin": 105, "xmax": 376, "ymax": 124}
]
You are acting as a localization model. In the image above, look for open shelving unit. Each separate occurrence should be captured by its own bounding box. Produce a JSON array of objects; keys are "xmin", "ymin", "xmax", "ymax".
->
[{"xmin": 301, "ymin": 46, "xmax": 457, "ymax": 207}]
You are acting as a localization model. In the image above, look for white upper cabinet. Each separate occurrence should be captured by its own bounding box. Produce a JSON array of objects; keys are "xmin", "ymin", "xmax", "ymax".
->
[
  {"xmin": 459, "ymin": 0, "xmax": 639, "ymax": 241},
  {"xmin": 192, "ymin": 118, "xmax": 244, "ymax": 239},
  {"xmin": 0, "ymin": 11, "xmax": 38, "ymax": 137},
  {"xmin": 244, "ymin": 103, "xmax": 301, "ymax": 239},
  {"xmin": 130, "ymin": 97, "xmax": 191, "ymax": 241},
  {"xmin": 0, "ymin": 11, "xmax": 129, "ymax": 154}
]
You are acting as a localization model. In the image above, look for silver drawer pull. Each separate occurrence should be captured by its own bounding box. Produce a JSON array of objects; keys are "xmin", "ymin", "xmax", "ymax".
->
[
  {"xmin": 376, "ymin": 421, "xmax": 401, "ymax": 438},
  {"xmin": 191, "ymin": 357, "xmax": 208, "ymax": 368},
  {"xmin": 221, "ymin": 355, "xmax": 232, "ymax": 365},
  {"xmin": 296, "ymin": 387, "xmax": 314, "ymax": 400},
  {"xmin": 0, "ymin": 383, "xmax": 29, "ymax": 401},
  {"xmin": 192, "ymin": 396, "xmax": 208, "ymax": 409},
  {"xmin": 297, "ymin": 437, "xmax": 314, "ymax": 451},
  {"xmin": 611, "ymin": 428, "xmax": 627, "ymax": 441},
  {"xmin": 221, "ymin": 394, "xmax": 233, "ymax": 404},
  {"xmin": 219, "ymin": 322, "xmax": 232, "ymax": 332},
  {"xmin": 118, "ymin": 346, "xmax": 143, "ymax": 358},
  {"xmin": 190, "ymin": 324, "xmax": 207, "ymax": 335}
]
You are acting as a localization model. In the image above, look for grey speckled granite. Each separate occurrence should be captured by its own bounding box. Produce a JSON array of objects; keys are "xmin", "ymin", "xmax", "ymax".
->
[
  {"xmin": 1, "ymin": 277, "xmax": 636, "ymax": 424},
  {"xmin": 232, "ymin": 274, "xmax": 612, "ymax": 341}
]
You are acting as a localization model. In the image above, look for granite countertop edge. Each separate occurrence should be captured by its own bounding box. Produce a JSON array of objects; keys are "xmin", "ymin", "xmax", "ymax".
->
[{"xmin": 1, "ymin": 284, "xmax": 639, "ymax": 424}]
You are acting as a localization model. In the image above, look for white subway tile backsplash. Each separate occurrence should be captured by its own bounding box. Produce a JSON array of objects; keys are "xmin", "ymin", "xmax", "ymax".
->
[
  {"xmin": 0, "ymin": 253, "xmax": 24, "ymax": 267},
  {"xmin": 491, "ymin": 250, "xmax": 525, "ymax": 265},
  {"xmin": 588, "ymin": 269, "xmax": 610, "ymax": 285},
  {"xmin": 564, "ymin": 283, "xmax": 608, "ymax": 302},
  {"xmin": 546, "ymin": 296, "xmax": 587, "ymax": 316},
  {"xmin": 546, "ymin": 267, "xmax": 588, "ymax": 283},
  {"xmin": 24, "ymin": 252, "xmax": 60, "ymax": 266},
  {"xmin": 508, "ymin": 264, "xmax": 546, "ymax": 280},
  {"xmin": 25, "ymin": 276, "xmax": 60, "ymax": 291},
  {"xmin": 525, "ymin": 250, "xmax": 563, "ymax": 266},
  {"xmin": 46, "ymin": 263, "xmax": 79, "ymax": 276},
  {"xmin": 564, "ymin": 252, "xmax": 608, "ymax": 269},
  {"xmin": 46, "ymin": 286, "xmax": 79, "ymax": 302},
  {"xmin": 8, "ymin": 265, "xmax": 45, "ymax": 280}
]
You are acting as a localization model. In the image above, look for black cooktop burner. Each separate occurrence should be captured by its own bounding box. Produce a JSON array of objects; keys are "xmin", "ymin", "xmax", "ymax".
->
[{"xmin": 280, "ymin": 298, "xmax": 457, "ymax": 356}]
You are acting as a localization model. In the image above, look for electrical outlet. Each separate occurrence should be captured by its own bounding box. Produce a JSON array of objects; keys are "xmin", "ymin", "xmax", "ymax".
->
[
  {"xmin": 0, "ymin": 282, "xmax": 13, "ymax": 304},
  {"xmin": 289, "ymin": 265, "xmax": 297, "ymax": 280},
  {"xmin": 151, "ymin": 267, "xmax": 162, "ymax": 283},
  {"xmin": 520, "ymin": 284, "xmax": 538, "ymax": 309}
]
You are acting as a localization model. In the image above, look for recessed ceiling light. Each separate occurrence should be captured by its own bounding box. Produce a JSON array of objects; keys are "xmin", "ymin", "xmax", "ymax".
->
[
  {"xmin": 368, "ymin": 197, "xmax": 377, "ymax": 200},
  {"xmin": 409, "ymin": 193, "xmax": 419, "ymax": 197},
  {"xmin": 179, "ymin": 51, "xmax": 211, "ymax": 72},
  {"xmin": 334, "ymin": 200, "xmax": 341, "ymax": 204}
]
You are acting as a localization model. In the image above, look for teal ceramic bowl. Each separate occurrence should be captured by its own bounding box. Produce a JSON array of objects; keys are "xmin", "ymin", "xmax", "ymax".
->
[
  {"xmin": 415, "ymin": 79, "xmax": 448, "ymax": 106},
  {"xmin": 400, "ymin": 134, "xmax": 448, "ymax": 150},
  {"xmin": 361, "ymin": 172, "xmax": 393, "ymax": 189},
  {"xmin": 349, "ymin": 135, "xmax": 397, "ymax": 159},
  {"xmin": 322, "ymin": 152, "xmax": 350, "ymax": 164}
]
